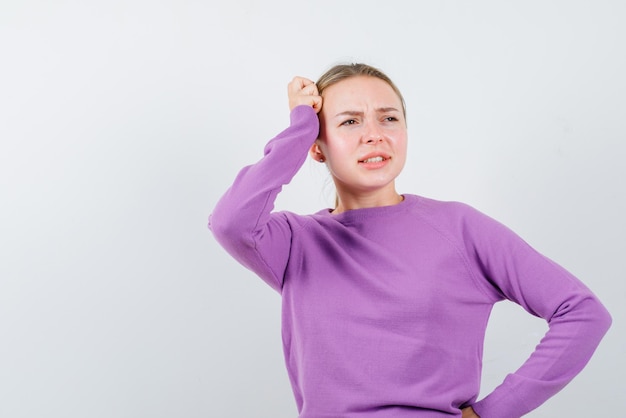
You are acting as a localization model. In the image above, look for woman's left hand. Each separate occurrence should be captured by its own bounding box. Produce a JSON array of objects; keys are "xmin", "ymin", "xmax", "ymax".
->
[{"xmin": 461, "ymin": 406, "xmax": 480, "ymax": 418}]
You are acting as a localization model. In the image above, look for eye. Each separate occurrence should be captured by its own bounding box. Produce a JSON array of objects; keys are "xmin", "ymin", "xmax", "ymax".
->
[
  {"xmin": 384, "ymin": 116, "xmax": 398, "ymax": 122},
  {"xmin": 341, "ymin": 119, "xmax": 357, "ymax": 126}
]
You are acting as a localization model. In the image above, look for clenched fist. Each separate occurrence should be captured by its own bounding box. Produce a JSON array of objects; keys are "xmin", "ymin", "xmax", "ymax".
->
[{"xmin": 288, "ymin": 76, "xmax": 322, "ymax": 113}]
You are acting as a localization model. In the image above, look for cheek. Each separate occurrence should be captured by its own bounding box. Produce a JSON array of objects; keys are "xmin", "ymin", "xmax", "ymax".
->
[
  {"xmin": 400, "ymin": 134, "xmax": 408, "ymax": 150},
  {"xmin": 320, "ymin": 141, "xmax": 342, "ymax": 161},
  {"xmin": 395, "ymin": 130, "xmax": 408, "ymax": 148},
  {"xmin": 391, "ymin": 133, "xmax": 409, "ymax": 164},
  {"xmin": 320, "ymin": 131, "xmax": 351, "ymax": 155}
]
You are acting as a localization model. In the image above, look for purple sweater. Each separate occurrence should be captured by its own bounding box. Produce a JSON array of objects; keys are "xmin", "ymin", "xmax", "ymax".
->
[{"xmin": 209, "ymin": 106, "xmax": 611, "ymax": 417}]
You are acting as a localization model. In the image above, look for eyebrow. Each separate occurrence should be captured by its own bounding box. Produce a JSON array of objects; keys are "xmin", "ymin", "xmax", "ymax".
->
[{"xmin": 334, "ymin": 107, "xmax": 401, "ymax": 118}]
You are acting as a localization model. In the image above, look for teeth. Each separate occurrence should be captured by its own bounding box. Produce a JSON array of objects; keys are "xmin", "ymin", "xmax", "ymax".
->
[{"xmin": 363, "ymin": 156, "xmax": 384, "ymax": 163}]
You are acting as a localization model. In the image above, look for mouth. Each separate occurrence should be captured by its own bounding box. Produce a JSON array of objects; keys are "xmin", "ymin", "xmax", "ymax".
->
[
  {"xmin": 358, "ymin": 154, "xmax": 391, "ymax": 164},
  {"xmin": 357, "ymin": 154, "xmax": 392, "ymax": 169},
  {"xmin": 359, "ymin": 156, "xmax": 386, "ymax": 163}
]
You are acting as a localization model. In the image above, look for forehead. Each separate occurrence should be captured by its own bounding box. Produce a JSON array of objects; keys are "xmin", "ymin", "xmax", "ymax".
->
[{"xmin": 322, "ymin": 76, "xmax": 402, "ymax": 111}]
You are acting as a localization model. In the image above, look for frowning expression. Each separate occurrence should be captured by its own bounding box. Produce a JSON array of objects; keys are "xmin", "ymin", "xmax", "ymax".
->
[{"xmin": 312, "ymin": 76, "xmax": 408, "ymax": 196}]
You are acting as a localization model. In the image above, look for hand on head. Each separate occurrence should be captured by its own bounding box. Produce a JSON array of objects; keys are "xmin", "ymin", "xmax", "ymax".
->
[{"xmin": 288, "ymin": 76, "xmax": 322, "ymax": 114}]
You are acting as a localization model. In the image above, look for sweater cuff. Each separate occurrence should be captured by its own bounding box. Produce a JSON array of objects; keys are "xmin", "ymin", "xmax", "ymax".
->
[
  {"xmin": 290, "ymin": 104, "xmax": 319, "ymax": 127},
  {"xmin": 471, "ymin": 383, "xmax": 529, "ymax": 418}
]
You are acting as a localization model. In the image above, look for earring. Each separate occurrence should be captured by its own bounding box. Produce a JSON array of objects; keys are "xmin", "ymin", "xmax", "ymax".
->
[{"xmin": 319, "ymin": 157, "xmax": 325, "ymax": 163}]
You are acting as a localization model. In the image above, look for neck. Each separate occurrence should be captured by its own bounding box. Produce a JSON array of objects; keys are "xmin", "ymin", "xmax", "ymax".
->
[{"xmin": 332, "ymin": 186, "xmax": 403, "ymax": 214}]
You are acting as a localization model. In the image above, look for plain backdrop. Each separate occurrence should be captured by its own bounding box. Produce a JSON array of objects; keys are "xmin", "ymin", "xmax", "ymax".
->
[{"xmin": 1, "ymin": 1, "xmax": 624, "ymax": 417}]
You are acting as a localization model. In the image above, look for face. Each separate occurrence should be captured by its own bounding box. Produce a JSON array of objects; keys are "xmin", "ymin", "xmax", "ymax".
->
[{"xmin": 311, "ymin": 76, "xmax": 408, "ymax": 197}]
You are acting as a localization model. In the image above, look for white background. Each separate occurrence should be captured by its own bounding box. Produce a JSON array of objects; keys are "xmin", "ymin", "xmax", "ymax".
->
[{"xmin": 1, "ymin": 1, "xmax": 624, "ymax": 417}]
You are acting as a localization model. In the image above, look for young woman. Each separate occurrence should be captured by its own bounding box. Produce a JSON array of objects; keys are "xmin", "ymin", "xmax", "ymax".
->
[{"xmin": 209, "ymin": 63, "xmax": 611, "ymax": 417}]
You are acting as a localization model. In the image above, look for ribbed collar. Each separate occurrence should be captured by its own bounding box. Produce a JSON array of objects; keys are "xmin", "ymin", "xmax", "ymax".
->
[{"xmin": 315, "ymin": 194, "xmax": 419, "ymax": 224}]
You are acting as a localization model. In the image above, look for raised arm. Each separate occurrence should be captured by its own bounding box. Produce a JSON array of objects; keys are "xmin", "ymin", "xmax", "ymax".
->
[{"xmin": 209, "ymin": 78, "xmax": 321, "ymax": 292}]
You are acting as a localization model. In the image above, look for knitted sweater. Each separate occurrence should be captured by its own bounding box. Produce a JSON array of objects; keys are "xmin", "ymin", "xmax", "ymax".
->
[{"xmin": 209, "ymin": 105, "xmax": 611, "ymax": 417}]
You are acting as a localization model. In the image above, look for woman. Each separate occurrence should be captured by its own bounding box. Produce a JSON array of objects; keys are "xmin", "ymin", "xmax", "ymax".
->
[{"xmin": 209, "ymin": 63, "xmax": 611, "ymax": 417}]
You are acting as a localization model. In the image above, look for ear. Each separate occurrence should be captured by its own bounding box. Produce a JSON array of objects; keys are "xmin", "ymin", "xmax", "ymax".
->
[{"xmin": 309, "ymin": 142, "xmax": 325, "ymax": 163}]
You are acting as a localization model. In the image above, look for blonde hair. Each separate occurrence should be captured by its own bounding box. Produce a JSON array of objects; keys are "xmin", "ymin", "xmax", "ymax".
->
[{"xmin": 316, "ymin": 63, "xmax": 406, "ymax": 118}]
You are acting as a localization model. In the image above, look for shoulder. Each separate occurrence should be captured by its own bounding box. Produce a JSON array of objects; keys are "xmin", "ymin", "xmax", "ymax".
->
[
  {"xmin": 406, "ymin": 194, "xmax": 486, "ymax": 223},
  {"xmin": 405, "ymin": 194, "xmax": 510, "ymax": 242}
]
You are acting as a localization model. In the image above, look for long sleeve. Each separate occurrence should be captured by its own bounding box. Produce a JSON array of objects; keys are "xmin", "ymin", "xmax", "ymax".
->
[
  {"xmin": 463, "ymin": 206, "xmax": 612, "ymax": 418},
  {"xmin": 208, "ymin": 105, "xmax": 319, "ymax": 292}
]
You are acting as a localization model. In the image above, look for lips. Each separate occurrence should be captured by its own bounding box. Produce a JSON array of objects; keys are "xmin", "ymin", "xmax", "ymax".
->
[
  {"xmin": 362, "ymin": 156, "xmax": 384, "ymax": 163},
  {"xmin": 358, "ymin": 152, "xmax": 391, "ymax": 164}
]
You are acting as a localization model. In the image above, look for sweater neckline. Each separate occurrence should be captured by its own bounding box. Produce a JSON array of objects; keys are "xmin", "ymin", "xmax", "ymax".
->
[{"xmin": 316, "ymin": 194, "xmax": 418, "ymax": 223}]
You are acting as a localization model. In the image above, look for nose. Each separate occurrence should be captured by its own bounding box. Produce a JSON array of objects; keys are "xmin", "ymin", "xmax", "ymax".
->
[{"xmin": 363, "ymin": 121, "xmax": 384, "ymax": 144}]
